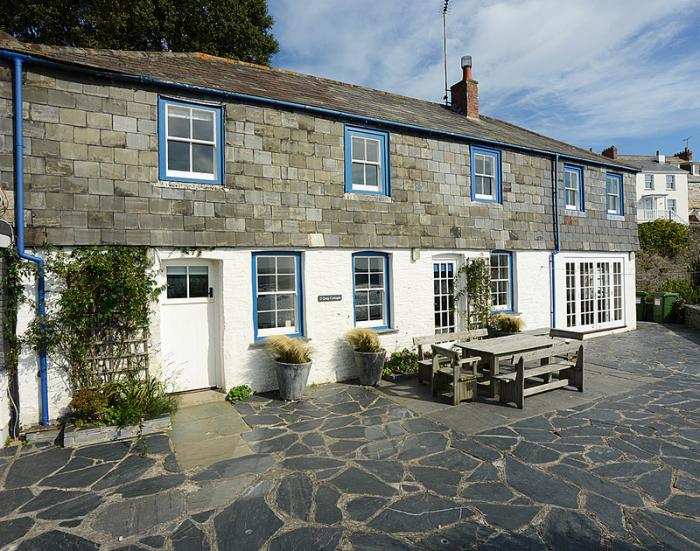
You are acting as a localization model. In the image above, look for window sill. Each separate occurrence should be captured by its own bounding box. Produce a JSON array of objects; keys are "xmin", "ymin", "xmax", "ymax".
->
[
  {"xmin": 374, "ymin": 328, "xmax": 399, "ymax": 335},
  {"xmin": 249, "ymin": 336, "xmax": 311, "ymax": 349},
  {"xmin": 156, "ymin": 180, "xmax": 224, "ymax": 191},
  {"xmin": 344, "ymin": 192, "xmax": 391, "ymax": 203},
  {"xmin": 563, "ymin": 209, "xmax": 586, "ymax": 218},
  {"xmin": 607, "ymin": 214, "xmax": 625, "ymax": 221}
]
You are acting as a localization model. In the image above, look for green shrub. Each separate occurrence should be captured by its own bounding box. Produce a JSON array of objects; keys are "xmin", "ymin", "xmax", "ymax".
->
[
  {"xmin": 661, "ymin": 279, "xmax": 700, "ymax": 305},
  {"xmin": 491, "ymin": 313, "xmax": 525, "ymax": 333},
  {"xmin": 226, "ymin": 385, "xmax": 252, "ymax": 402},
  {"xmin": 266, "ymin": 335, "xmax": 313, "ymax": 364},
  {"xmin": 383, "ymin": 348, "xmax": 418, "ymax": 376},
  {"xmin": 638, "ymin": 220, "xmax": 690, "ymax": 258},
  {"xmin": 69, "ymin": 388, "xmax": 108, "ymax": 427},
  {"xmin": 344, "ymin": 328, "xmax": 383, "ymax": 352}
]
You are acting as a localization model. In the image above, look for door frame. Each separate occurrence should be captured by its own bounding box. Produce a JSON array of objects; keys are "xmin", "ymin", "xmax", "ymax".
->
[{"xmin": 159, "ymin": 257, "xmax": 224, "ymax": 392}]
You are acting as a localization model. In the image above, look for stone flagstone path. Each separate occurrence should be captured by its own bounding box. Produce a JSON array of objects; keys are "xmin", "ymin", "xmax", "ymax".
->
[{"xmin": 0, "ymin": 323, "xmax": 699, "ymax": 549}]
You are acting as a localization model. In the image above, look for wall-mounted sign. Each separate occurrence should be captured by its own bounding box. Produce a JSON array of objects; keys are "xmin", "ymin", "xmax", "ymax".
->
[{"xmin": 318, "ymin": 294, "xmax": 342, "ymax": 302}]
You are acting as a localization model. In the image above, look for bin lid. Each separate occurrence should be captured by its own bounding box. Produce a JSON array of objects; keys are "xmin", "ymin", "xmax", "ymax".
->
[{"xmin": 651, "ymin": 291, "xmax": 679, "ymax": 297}]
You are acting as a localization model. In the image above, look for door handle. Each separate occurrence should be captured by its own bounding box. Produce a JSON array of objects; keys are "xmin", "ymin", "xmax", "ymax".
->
[{"xmin": 208, "ymin": 287, "xmax": 214, "ymax": 298}]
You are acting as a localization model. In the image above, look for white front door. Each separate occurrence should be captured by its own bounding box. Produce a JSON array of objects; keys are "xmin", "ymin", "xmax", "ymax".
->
[
  {"xmin": 160, "ymin": 260, "xmax": 220, "ymax": 392},
  {"xmin": 564, "ymin": 259, "xmax": 624, "ymax": 331}
]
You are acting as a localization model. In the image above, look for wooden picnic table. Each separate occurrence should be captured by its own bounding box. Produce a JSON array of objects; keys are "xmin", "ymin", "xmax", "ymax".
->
[{"xmin": 454, "ymin": 334, "xmax": 558, "ymax": 398}]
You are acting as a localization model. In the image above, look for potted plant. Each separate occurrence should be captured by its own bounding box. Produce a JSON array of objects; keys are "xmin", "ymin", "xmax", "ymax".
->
[
  {"xmin": 266, "ymin": 336, "xmax": 313, "ymax": 400},
  {"xmin": 490, "ymin": 313, "xmax": 525, "ymax": 336},
  {"xmin": 344, "ymin": 328, "xmax": 386, "ymax": 386}
]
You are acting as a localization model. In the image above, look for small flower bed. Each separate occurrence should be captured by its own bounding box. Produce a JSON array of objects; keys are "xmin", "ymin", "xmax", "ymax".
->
[
  {"xmin": 226, "ymin": 384, "xmax": 253, "ymax": 402},
  {"xmin": 383, "ymin": 348, "xmax": 419, "ymax": 376}
]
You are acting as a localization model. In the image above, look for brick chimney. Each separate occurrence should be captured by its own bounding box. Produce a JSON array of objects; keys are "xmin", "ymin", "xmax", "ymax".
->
[
  {"xmin": 674, "ymin": 146, "xmax": 693, "ymax": 161},
  {"xmin": 601, "ymin": 146, "xmax": 618, "ymax": 160},
  {"xmin": 450, "ymin": 56, "xmax": 479, "ymax": 120}
]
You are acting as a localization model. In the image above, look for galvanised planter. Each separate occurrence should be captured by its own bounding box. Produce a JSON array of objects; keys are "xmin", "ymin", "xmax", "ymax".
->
[
  {"xmin": 353, "ymin": 350, "xmax": 386, "ymax": 386},
  {"xmin": 275, "ymin": 361, "xmax": 311, "ymax": 401}
]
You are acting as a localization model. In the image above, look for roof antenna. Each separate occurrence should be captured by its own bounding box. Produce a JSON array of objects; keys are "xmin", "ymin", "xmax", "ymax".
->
[
  {"xmin": 443, "ymin": 0, "xmax": 450, "ymax": 105},
  {"xmin": 683, "ymin": 136, "xmax": 692, "ymax": 149}
]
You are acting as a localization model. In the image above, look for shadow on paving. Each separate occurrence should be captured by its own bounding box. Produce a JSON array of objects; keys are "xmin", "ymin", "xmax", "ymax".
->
[{"xmin": 0, "ymin": 323, "xmax": 698, "ymax": 550}]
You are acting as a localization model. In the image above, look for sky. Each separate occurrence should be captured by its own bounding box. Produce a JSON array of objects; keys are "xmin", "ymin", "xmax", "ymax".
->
[{"xmin": 268, "ymin": 0, "xmax": 700, "ymax": 157}]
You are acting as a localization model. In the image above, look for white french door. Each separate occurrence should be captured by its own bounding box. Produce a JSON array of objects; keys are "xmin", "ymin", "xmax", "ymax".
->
[{"xmin": 565, "ymin": 259, "xmax": 623, "ymax": 330}]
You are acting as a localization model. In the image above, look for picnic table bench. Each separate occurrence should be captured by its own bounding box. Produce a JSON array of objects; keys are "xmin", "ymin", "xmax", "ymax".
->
[
  {"xmin": 494, "ymin": 342, "xmax": 584, "ymax": 409},
  {"xmin": 430, "ymin": 344, "xmax": 481, "ymax": 405},
  {"xmin": 413, "ymin": 329, "xmax": 488, "ymax": 385}
]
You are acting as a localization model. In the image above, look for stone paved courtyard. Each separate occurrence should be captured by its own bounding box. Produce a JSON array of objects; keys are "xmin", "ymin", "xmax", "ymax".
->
[{"xmin": 0, "ymin": 323, "xmax": 699, "ymax": 550}]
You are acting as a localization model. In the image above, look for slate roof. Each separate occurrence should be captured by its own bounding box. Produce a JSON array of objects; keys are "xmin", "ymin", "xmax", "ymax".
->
[
  {"xmin": 618, "ymin": 155, "xmax": 689, "ymax": 174},
  {"xmin": 0, "ymin": 36, "xmax": 635, "ymax": 170}
]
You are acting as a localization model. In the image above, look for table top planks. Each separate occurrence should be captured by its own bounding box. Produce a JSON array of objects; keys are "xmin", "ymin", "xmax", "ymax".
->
[{"xmin": 454, "ymin": 334, "xmax": 556, "ymax": 357}]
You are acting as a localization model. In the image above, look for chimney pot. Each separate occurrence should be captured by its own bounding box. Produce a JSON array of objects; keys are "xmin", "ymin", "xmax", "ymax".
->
[
  {"xmin": 451, "ymin": 55, "xmax": 478, "ymax": 119},
  {"xmin": 601, "ymin": 146, "xmax": 618, "ymax": 160}
]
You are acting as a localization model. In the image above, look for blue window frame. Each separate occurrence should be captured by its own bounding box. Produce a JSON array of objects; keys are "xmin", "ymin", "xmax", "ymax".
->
[
  {"xmin": 344, "ymin": 126, "xmax": 390, "ymax": 195},
  {"xmin": 470, "ymin": 145, "xmax": 502, "ymax": 203},
  {"xmin": 563, "ymin": 165, "xmax": 584, "ymax": 211},
  {"xmin": 252, "ymin": 252, "xmax": 304, "ymax": 340},
  {"xmin": 158, "ymin": 97, "xmax": 224, "ymax": 185},
  {"xmin": 490, "ymin": 251, "xmax": 514, "ymax": 312},
  {"xmin": 605, "ymin": 173, "xmax": 624, "ymax": 215},
  {"xmin": 352, "ymin": 252, "xmax": 391, "ymax": 329}
]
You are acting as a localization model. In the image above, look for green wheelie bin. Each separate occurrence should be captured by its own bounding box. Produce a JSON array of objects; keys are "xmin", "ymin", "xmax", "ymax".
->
[
  {"xmin": 650, "ymin": 292, "xmax": 679, "ymax": 323},
  {"xmin": 635, "ymin": 291, "xmax": 647, "ymax": 321}
]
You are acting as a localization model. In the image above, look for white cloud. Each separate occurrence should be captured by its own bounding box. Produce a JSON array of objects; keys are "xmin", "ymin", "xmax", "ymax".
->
[{"xmin": 268, "ymin": 0, "xmax": 700, "ymax": 149}]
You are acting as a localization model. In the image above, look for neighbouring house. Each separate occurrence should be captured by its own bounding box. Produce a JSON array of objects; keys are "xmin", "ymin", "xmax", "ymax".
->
[
  {"xmin": 604, "ymin": 147, "xmax": 690, "ymax": 225},
  {"xmin": 0, "ymin": 35, "xmax": 639, "ymax": 430},
  {"xmin": 666, "ymin": 147, "xmax": 700, "ymax": 223}
]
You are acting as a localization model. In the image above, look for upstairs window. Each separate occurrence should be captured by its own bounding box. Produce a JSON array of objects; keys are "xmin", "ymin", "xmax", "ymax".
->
[
  {"xmin": 470, "ymin": 146, "xmax": 502, "ymax": 202},
  {"xmin": 353, "ymin": 253, "xmax": 390, "ymax": 329},
  {"xmin": 666, "ymin": 175, "xmax": 676, "ymax": 191},
  {"xmin": 344, "ymin": 126, "xmax": 390, "ymax": 195},
  {"xmin": 564, "ymin": 165, "xmax": 584, "ymax": 211},
  {"xmin": 644, "ymin": 174, "xmax": 654, "ymax": 190},
  {"xmin": 490, "ymin": 251, "xmax": 513, "ymax": 312},
  {"xmin": 606, "ymin": 173, "xmax": 624, "ymax": 215},
  {"xmin": 158, "ymin": 97, "xmax": 223, "ymax": 184}
]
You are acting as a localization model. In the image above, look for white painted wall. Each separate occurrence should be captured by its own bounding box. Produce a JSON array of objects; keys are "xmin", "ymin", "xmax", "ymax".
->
[
  {"xmin": 0, "ymin": 370, "xmax": 9, "ymax": 443},
  {"xmin": 635, "ymin": 171, "xmax": 689, "ymax": 224}
]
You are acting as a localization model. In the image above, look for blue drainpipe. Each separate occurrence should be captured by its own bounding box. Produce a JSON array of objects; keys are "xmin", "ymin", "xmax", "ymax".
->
[
  {"xmin": 550, "ymin": 154, "xmax": 561, "ymax": 329},
  {"xmin": 6, "ymin": 53, "xmax": 49, "ymax": 426}
]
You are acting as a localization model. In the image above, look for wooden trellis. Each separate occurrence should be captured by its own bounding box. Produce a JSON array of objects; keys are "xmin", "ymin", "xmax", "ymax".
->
[{"xmin": 90, "ymin": 327, "xmax": 149, "ymax": 384}]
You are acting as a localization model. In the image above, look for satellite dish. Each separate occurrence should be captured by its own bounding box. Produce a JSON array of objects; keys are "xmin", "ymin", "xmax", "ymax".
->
[{"xmin": 0, "ymin": 220, "xmax": 12, "ymax": 248}]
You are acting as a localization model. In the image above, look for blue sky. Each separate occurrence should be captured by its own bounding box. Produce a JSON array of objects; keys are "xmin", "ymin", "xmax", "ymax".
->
[{"xmin": 268, "ymin": 0, "xmax": 700, "ymax": 157}]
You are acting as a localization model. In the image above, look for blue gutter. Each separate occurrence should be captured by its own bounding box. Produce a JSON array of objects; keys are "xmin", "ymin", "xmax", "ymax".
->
[
  {"xmin": 0, "ymin": 48, "xmax": 636, "ymax": 173},
  {"xmin": 4, "ymin": 52, "xmax": 49, "ymax": 426},
  {"xmin": 550, "ymin": 154, "xmax": 561, "ymax": 329}
]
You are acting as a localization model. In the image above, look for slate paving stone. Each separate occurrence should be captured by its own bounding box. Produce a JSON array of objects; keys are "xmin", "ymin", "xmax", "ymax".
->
[
  {"xmin": 330, "ymin": 467, "xmax": 397, "ymax": 496},
  {"xmin": 329, "ymin": 439, "xmax": 364, "ymax": 456},
  {"xmin": 75, "ymin": 441, "xmax": 131, "ymax": 462},
  {"xmin": 0, "ymin": 516, "xmax": 34, "ymax": 548},
  {"xmin": 635, "ymin": 467, "xmax": 673, "ymax": 501},
  {"xmin": 214, "ymin": 482, "xmax": 283, "ymax": 551},
  {"xmin": 41, "ymin": 463, "xmax": 112, "ymax": 488},
  {"xmin": 355, "ymin": 459, "xmax": 405, "ymax": 483},
  {"xmin": 583, "ymin": 446, "xmax": 624, "ymax": 464},
  {"xmin": 345, "ymin": 496, "xmax": 388, "ymax": 521},
  {"xmin": 450, "ymin": 438, "xmax": 507, "ymax": 463},
  {"xmin": 541, "ymin": 508, "xmax": 602, "ymax": 551},
  {"xmin": 241, "ymin": 427, "xmax": 286, "ymax": 442},
  {"xmin": 548, "ymin": 464, "xmax": 644, "ymax": 507},
  {"xmin": 191, "ymin": 510, "xmax": 214, "ymax": 523},
  {"xmin": 409, "ymin": 465, "xmax": 461, "ymax": 496},
  {"xmin": 93, "ymin": 455, "xmax": 156, "ymax": 490},
  {"xmin": 591, "ymin": 462, "xmax": 659, "ymax": 479},
  {"xmin": 139, "ymin": 434, "xmax": 171, "ymax": 455},
  {"xmin": 359, "ymin": 438, "xmax": 400, "ymax": 459},
  {"xmin": 350, "ymin": 532, "xmax": 422, "ymax": 550},
  {"xmin": 418, "ymin": 448, "xmax": 480, "ymax": 471},
  {"xmin": 461, "ymin": 482, "xmax": 514, "ymax": 502},
  {"xmin": 662, "ymin": 494, "xmax": 700, "ymax": 516},
  {"xmin": 283, "ymin": 442, "xmax": 315, "ymax": 456},
  {"xmin": 59, "ymin": 456, "xmax": 94, "ymax": 473},
  {"xmin": 269, "ymin": 527, "xmax": 343, "ymax": 551},
  {"xmin": 4, "ymin": 447, "xmax": 72, "ymax": 488},
  {"xmin": 140, "ymin": 535, "xmax": 166, "ymax": 548},
  {"xmin": 19, "ymin": 489, "xmax": 85, "ymax": 513},
  {"xmin": 401, "ymin": 417, "xmax": 445, "ymax": 433},
  {"xmin": 504, "ymin": 458, "xmax": 579, "ymax": 508},
  {"xmin": 282, "ymin": 456, "xmax": 344, "ymax": 471},
  {"xmin": 314, "ymin": 484, "xmax": 342, "ymax": 524},
  {"xmin": 276, "ymin": 472, "xmax": 313, "ymax": 520},
  {"xmin": 369, "ymin": 493, "xmax": 467, "ymax": 533},
  {"xmin": 674, "ymin": 473, "xmax": 700, "ymax": 494},
  {"xmin": 38, "ymin": 493, "xmax": 103, "ymax": 520},
  {"xmin": 0, "ymin": 487, "xmax": 34, "ymax": 516},
  {"xmin": 512, "ymin": 428, "xmax": 558, "ymax": 444},
  {"xmin": 16, "ymin": 530, "xmax": 99, "ymax": 551},
  {"xmin": 301, "ymin": 432, "xmax": 325, "ymax": 447},
  {"xmin": 471, "ymin": 502, "xmax": 539, "ymax": 531},
  {"xmin": 422, "ymin": 520, "xmax": 494, "ymax": 551},
  {"xmin": 115, "ymin": 474, "xmax": 186, "ymax": 498},
  {"xmin": 243, "ymin": 414, "xmax": 283, "ymax": 425},
  {"xmin": 511, "ymin": 441, "xmax": 560, "ymax": 464},
  {"xmin": 248, "ymin": 433, "xmax": 297, "ymax": 453},
  {"xmin": 628, "ymin": 511, "xmax": 699, "ymax": 551},
  {"xmin": 585, "ymin": 493, "xmax": 627, "ymax": 536},
  {"xmin": 192, "ymin": 454, "xmax": 275, "ymax": 481},
  {"xmin": 172, "ymin": 519, "xmax": 210, "ymax": 551},
  {"xmin": 478, "ymin": 529, "xmax": 547, "ymax": 551},
  {"xmin": 93, "ymin": 490, "xmax": 186, "ymax": 537},
  {"xmin": 465, "ymin": 462, "xmax": 500, "ymax": 482},
  {"xmin": 398, "ymin": 433, "xmax": 448, "ymax": 460}
]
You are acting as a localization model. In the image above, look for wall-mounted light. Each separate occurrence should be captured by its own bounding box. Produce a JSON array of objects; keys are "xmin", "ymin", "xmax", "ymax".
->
[{"xmin": 411, "ymin": 248, "xmax": 421, "ymax": 262}]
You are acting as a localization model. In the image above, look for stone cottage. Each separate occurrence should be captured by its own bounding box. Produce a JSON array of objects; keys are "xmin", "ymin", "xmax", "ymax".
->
[{"xmin": 0, "ymin": 35, "xmax": 639, "ymax": 429}]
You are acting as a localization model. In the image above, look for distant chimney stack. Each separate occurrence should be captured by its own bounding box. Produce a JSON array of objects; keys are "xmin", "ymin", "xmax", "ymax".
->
[
  {"xmin": 450, "ymin": 55, "xmax": 479, "ymax": 119},
  {"xmin": 601, "ymin": 146, "xmax": 618, "ymax": 160},
  {"xmin": 675, "ymin": 146, "xmax": 693, "ymax": 161},
  {"xmin": 656, "ymin": 150, "xmax": 666, "ymax": 163}
]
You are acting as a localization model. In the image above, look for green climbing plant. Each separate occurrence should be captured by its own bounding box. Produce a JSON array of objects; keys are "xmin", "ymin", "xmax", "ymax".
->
[{"xmin": 454, "ymin": 257, "xmax": 493, "ymax": 330}]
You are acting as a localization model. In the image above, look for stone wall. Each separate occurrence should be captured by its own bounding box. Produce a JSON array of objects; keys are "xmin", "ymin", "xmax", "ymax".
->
[
  {"xmin": 689, "ymin": 181, "xmax": 700, "ymax": 211},
  {"xmin": 685, "ymin": 304, "xmax": 700, "ymax": 332},
  {"xmin": 0, "ymin": 64, "xmax": 639, "ymax": 252}
]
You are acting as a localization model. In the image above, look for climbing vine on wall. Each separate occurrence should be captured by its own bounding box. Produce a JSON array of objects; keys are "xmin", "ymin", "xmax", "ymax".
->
[
  {"xmin": 1, "ymin": 248, "xmax": 29, "ymax": 376},
  {"xmin": 454, "ymin": 257, "xmax": 493, "ymax": 330},
  {"xmin": 23, "ymin": 247, "xmax": 163, "ymax": 390}
]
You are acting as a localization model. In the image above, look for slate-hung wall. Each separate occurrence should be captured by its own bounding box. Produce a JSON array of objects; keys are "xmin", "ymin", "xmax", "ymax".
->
[{"xmin": 0, "ymin": 65, "xmax": 638, "ymax": 252}]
